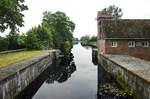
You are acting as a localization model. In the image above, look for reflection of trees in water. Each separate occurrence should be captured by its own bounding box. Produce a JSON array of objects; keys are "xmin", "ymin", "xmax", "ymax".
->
[
  {"xmin": 46, "ymin": 53, "xmax": 76, "ymax": 84},
  {"xmin": 15, "ymin": 53, "xmax": 76, "ymax": 99},
  {"xmin": 82, "ymin": 46, "xmax": 91, "ymax": 50}
]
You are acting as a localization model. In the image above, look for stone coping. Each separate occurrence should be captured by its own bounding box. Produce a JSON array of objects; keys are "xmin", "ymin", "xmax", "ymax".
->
[
  {"xmin": 0, "ymin": 50, "xmax": 59, "ymax": 83},
  {"xmin": 0, "ymin": 49, "xmax": 26, "ymax": 55},
  {"xmin": 101, "ymin": 54, "xmax": 150, "ymax": 83}
]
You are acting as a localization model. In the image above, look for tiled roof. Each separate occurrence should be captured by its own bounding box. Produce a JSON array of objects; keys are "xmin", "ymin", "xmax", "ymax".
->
[{"xmin": 100, "ymin": 19, "xmax": 150, "ymax": 39}]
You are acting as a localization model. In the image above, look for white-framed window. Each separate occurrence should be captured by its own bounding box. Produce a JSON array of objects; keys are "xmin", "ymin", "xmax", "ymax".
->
[
  {"xmin": 128, "ymin": 41, "xmax": 135, "ymax": 47},
  {"xmin": 111, "ymin": 42, "xmax": 117, "ymax": 47},
  {"xmin": 142, "ymin": 41, "xmax": 149, "ymax": 47}
]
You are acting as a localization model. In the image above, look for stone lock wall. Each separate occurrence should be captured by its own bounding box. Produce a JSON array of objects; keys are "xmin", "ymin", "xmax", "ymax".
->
[
  {"xmin": 98, "ymin": 54, "xmax": 150, "ymax": 99},
  {"xmin": 0, "ymin": 50, "xmax": 60, "ymax": 99}
]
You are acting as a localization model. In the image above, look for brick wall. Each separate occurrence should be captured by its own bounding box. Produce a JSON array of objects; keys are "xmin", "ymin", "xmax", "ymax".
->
[
  {"xmin": 98, "ymin": 40, "xmax": 105, "ymax": 53},
  {"xmin": 97, "ymin": 22, "xmax": 100, "ymax": 40},
  {"xmin": 104, "ymin": 40, "xmax": 150, "ymax": 61}
]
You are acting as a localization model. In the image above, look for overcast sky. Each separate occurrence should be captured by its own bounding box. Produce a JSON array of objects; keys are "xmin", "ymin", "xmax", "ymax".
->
[{"xmin": 1, "ymin": 0, "xmax": 150, "ymax": 38}]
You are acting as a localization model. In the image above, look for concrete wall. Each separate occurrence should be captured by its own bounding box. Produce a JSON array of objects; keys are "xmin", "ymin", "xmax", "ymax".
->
[
  {"xmin": 98, "ymin": 54, "xmax": 150, "ymax": 99},
  {"xmin": 0, "ymin": 50, "xmax": 60, "ymax": 99}
]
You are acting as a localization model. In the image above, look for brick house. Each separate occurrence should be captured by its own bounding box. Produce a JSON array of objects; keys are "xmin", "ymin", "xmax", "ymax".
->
[{"xmin": 97, "ymin": 11, "xmax": 150, "ymax": 61}]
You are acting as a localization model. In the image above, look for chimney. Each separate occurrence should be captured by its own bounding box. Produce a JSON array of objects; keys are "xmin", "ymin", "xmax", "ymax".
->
[
  {"xmin": 97, "ymin": 11, "xmax": 112, "ymax": 40},
  {"xmin": 97, "ymin": 11, "xmax": 112, "ymax": 22}
]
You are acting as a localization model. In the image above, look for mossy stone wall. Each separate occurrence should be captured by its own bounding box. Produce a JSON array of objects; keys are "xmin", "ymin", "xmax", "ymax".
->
[{"xmin": 98, "ymin": 54, "xmax": 150, "ymax": 99}]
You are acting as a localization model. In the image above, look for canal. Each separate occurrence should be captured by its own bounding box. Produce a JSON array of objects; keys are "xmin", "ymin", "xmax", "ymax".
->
[{"xmin": 15, "ymin": 43, "xmax": 97, "ymax": 99}]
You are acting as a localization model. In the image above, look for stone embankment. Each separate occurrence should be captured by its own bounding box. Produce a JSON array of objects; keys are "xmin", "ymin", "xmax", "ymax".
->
[
  {"xmin": 98, "ymin": 53, "xmax": 150, "ymax": 99},
  {"xmin": 0, "ymin": 50, "xmax": 60, "ymax": 99}
]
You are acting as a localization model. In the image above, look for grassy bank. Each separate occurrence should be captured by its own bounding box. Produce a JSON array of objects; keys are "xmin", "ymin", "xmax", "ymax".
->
[{"xmin": 0, "ymin": 51, "xmax": 42, "ymax": 68}]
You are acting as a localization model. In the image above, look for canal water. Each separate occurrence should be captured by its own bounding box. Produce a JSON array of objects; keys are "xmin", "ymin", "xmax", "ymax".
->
[{"xmin": 15, "ymin": 43, "xmax": 97, "ymax": 99}]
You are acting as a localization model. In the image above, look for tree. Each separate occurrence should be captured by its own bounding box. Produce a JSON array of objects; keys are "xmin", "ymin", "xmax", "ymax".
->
[
  {"xmin": 26, "ymin": 28, "xmax": 39, "ymax": 49},
  {"xmin": 0, "ymin": 0, "xmax": 28, "ymax": 33},
  {"xmin": 0, "ymin": 33, "xmax": 27, "ymax": 51},
  {"xmin": 80, "ymin": 35, "xmax": 90, "ymax": 41},
  {"xmin": 80, "ymin": 35, "xmax": 90, "ymax": 46},
  {"xmin": 7, "ymin": 33, "xmax": 20, "ymax": 50},
  {"xmin": 35, "ymin": 25, "xmax": 53, "ymax": 49},
  {"xmin": 18, "ymin": 34, "xmax": 26, "ymax": 48},
  {"xmin": 42, "ymin": 11, "xmax": 75, "ymax": 53},
  {"xmin": 26, "ymin": 25, "xmax": 53, "ymax": 50},
  {"xmin": 0, "ymin": 36, "xmax": 9, "ymax": 51},
  {"xmin": 102, "ymin": 5, "xmax": 123, "ymax": 19},
  {"xmin": 90, "ymin": 36, "xmax": 97, "ymax": 42}
]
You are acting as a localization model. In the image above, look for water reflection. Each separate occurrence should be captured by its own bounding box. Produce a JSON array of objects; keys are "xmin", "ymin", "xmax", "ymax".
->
[
  {"xmin": 15, "ymin": 53, "xmax": 76, "ymax": 99},
  {"xmin": 92, "ymin": 49, "xmax": 98, "ymax": 66},
  {"xmin": 15, "ymin": 44, "xmax": 97, "ymax": 99},
  {"xmin": 46, "ymin": 53, "xmax": 76, "ymax": 84}
]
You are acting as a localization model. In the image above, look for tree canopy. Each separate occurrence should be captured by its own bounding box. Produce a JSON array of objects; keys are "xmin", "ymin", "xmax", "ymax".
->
[
  {"xmin": 42, "ymin": 11, "xmax": 75, "ymax": 53},
  {"xmin": 26, "ymin": 25, "xmax": 53, "ymax": 50},
  {"xmin": 80, "ymin": 35, "xmax": 97, "ymax": 46},
  {"xmin": 0, "ymin": 11, "xmax": 75, "ymax": 54},
  {"xmin": 102, "ymin": 5, "xmax": 123, "ymax": 19},
  {"xmin": 0, "ymin": 0, "xmax": 28, "ymax": 33}
]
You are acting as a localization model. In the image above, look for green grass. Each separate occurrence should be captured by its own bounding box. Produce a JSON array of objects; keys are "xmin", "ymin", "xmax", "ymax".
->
[{"xmin": 0, "ymin": 51, "xmax": 42, "ymax": 68}]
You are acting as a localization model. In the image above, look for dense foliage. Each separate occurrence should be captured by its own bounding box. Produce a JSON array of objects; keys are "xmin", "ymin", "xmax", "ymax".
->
[
  {"xmin": 26, "ymin": 25, "xmax": 53, "ymax": 50},
  {"xmin": 80, "ymin": 35, "xmax": 90, "ymax": 42},
  {"xmin": 0, "ymin": 33, "xmax": 26, "ymax": 51},
  {"xmin": 42, "ymin": 11, "xmax": 75, "ymax": 53},
  {"xmin": 102, "ymin": 5, "xmax": 123, "ymax": 19},
  {"xmin": 0, "ymin": 36, "xmax": 8, "ymax": 51},
  {"xmin": 80, "ymin": 35, "xmax": 97, "ymax": 46},
  {"xmin": 0, "ymin": 0, "xmax": 28, "ymax": 32},
  {"xmin": 0, "ymin": 11, "xmax": 75, "ymax": 54}
]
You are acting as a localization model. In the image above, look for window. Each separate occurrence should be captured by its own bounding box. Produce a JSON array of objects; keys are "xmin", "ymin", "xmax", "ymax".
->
[
  {"xmin": 142, "ymin": 41, "xmax": 149, "ymax": 47},
  {"xmin": 128, "ymin": 41, "xmax": 135, "ymax": 47},
  {"xmin": 111, "ymin": 42, "xmax": 117, "ymax": 47},
  {"xmin": 136, "ymin": 42, "xmax": 142, "ymax": 47}
]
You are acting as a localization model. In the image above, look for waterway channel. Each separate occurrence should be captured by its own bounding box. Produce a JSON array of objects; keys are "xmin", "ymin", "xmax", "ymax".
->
[{"xmin": 15, "ymin": 43, "xmax": 97, "ymax": 99}]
